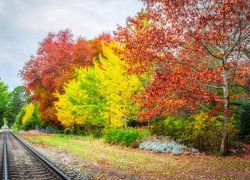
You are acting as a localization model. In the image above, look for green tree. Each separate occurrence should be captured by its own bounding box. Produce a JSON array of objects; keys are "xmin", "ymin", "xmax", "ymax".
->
[
  {"xmin": 21, "ymin": 103, "xmax": 40, "ymax": 130},
  {"xmin": 13, "ymin": 106, "xmax": 26, "ymax": 130},
  {"xmin": 13, "ymin": 103, "xmax": 40, "ymax": 130},
  {"xmin": 55, "ymin": 65, "xmax": 107, "ymax": 133},
  {"xmin": 6, "ymin": 86, "xmax": 29, "ymax": 127},
  {"xmin": 0, "ymin": 79, "xmax": 9, "ymax": 127}
]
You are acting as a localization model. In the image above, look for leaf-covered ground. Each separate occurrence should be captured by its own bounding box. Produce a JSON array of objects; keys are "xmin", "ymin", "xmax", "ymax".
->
[{"xmin": 20, "ymin": 132, "xmax": 250, "ymax": 179}]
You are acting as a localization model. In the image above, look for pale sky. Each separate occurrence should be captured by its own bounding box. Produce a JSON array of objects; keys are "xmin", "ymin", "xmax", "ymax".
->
[{"xmin": 0, "ymin": 0, "xmax": 143, "ymax": 91}]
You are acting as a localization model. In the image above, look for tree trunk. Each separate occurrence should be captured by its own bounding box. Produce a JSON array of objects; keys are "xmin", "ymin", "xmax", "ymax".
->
[{"xmin": 220, "ymin": 67, "xmax": 229, "ymax": 154}]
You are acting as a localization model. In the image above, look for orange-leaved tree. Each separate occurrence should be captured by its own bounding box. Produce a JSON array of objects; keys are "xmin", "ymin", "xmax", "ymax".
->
[
  {"xmin": 116, "ymin": 0, "xmax": 250, "ymax": 154},
  {"xmin": 21, "ymin": 29, "xmax": 95, "ymax": 126}
]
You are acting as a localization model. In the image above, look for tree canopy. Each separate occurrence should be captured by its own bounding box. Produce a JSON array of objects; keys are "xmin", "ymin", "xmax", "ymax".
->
[
  {"xmin": 0, "ymin": 79, "xmax": 9, "ymax": 127},
  {"xmin": 115, "ymin": 0, "xmax": 250, "ymax": 153},
  {"xmin": 55, "ymin": 43, "xmax": 144, "ymax": 131},
  {"xmin": 16, "ymin": 0, "xmax": 250, "ymax": 153},
  {"xmin": 21, "ymin": 29, "xmax": 97, "ymax": 125},
  {"xmin": 5, "ymin": 86, "xmax": 29, "ymax": 127}
]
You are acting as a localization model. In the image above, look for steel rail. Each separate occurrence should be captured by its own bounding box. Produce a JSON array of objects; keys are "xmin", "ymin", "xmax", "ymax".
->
[
  {"xmin": 3, "ymin": 132, "xmax": 8, "ymax": 180},
  {"xmin": 8, "ymin": 131, "xmax": 69, "ymax": 180}
]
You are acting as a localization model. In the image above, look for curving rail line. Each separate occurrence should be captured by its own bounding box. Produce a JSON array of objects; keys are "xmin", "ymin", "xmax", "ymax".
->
[{"xmin": 2, "ymin": 131, "xmax": 70, "ymax": 180}]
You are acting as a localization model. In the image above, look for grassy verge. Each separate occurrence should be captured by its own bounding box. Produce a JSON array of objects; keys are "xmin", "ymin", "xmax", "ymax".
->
[{"xmin": 21, "ymin": 133, "xmax": 250, "ymax": 179}]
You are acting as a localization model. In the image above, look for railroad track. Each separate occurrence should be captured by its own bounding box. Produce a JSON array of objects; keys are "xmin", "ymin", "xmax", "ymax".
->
[
  {"xmin": 1, "ymin": 130, "xmax": 70, "ymax": 180},
  {"xmin": 0, "ymin": 132, "xmax": 4, "ymax": 179}
]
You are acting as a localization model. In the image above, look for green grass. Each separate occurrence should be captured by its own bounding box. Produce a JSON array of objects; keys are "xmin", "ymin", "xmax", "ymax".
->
[{"xmin": 21, "ymin": 133, "xmax": 250, "ymax": 179}]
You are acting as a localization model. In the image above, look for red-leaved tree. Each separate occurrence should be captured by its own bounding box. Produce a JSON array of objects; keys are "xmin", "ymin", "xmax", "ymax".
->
[
  {"xmin": 116, "ymin": 0, "xmax": 250, "ymax": 153},
  {"xmin": 21, "ymin": 29, "xmax": 94, "ymax": 125}
]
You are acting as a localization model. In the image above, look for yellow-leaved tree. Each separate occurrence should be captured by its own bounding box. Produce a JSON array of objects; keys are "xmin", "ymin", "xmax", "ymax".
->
[
  {"xmin": 96, "ymin": 44, "xmax": 144, "ymax": 128},
  {"xmin": 22, "ymin": 103, "xmax": 34, "ymax": 125},
  {"xmin": 21, "ymin": 103, "xmax": 40, "ymax": 130},
  {"xmin": 54, "ymin": 91, "xmax": 84, "ymax": 129},
  {"xmin": 55, "ymin": 43, "xmax": 145, "ymax": 133}
]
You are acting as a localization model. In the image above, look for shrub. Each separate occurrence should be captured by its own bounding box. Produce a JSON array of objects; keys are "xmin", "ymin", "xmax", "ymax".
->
[
  {"xmin": 181, "ymin": 112, "xmax": 238, "ymax": 151},
  {"xmin": 139, "ymin": 137, "xmax": 198, "ymax": 155},
  {"xmin": 104, "ymin": 128, "xmax": 143, "ymax": 147},
  {"xmin": 136, "ymin": 128, "xmax": 151, "ymax": 137},
  {"xmin": 237, "ymin": 102, "xmax": 250, "ymax": 138},
  {"xmin": 84, "ymin": 124, "xmax": 105, "ymax": 138},
  {"xmin": 184, "ymin": 112, "xmax": 222, "ymax": 151},
  {"xmin": 150, "ymin": 112, "xmax": 238, "ymax": 152},
  {"xmin": 151, "ymin": 116, "xmax": 187, "ymax": 137}
]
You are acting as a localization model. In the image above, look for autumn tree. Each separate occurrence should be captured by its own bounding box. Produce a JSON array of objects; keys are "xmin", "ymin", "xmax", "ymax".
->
[
  {"xmin": 21, "ymin": 103, "xmax": 40, "ymax": 130},
  {"xmin": 90, "ymin": 32, "xmax": 113, "ymax": 57},
  {"xmin": 55, "ymin": 66, "xmax": 107, "ymax": 133},
  {"xmin": 55, "ymin": 43, "xmax": 144, "ymax": 132},
  {"xmin": 96, "ymin": 44, "xmax": 144, "ymax": 129},
  {"xmin": 21, "ymin": 29, "xmax": 94, "ymax": 125},
  {"xmin": 116, "ymin": 0, "xmax": 250, "ymax": 154},
  {"xmin": 13, "ymin": 103, "xmax": 40, "ymax": 130}
]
